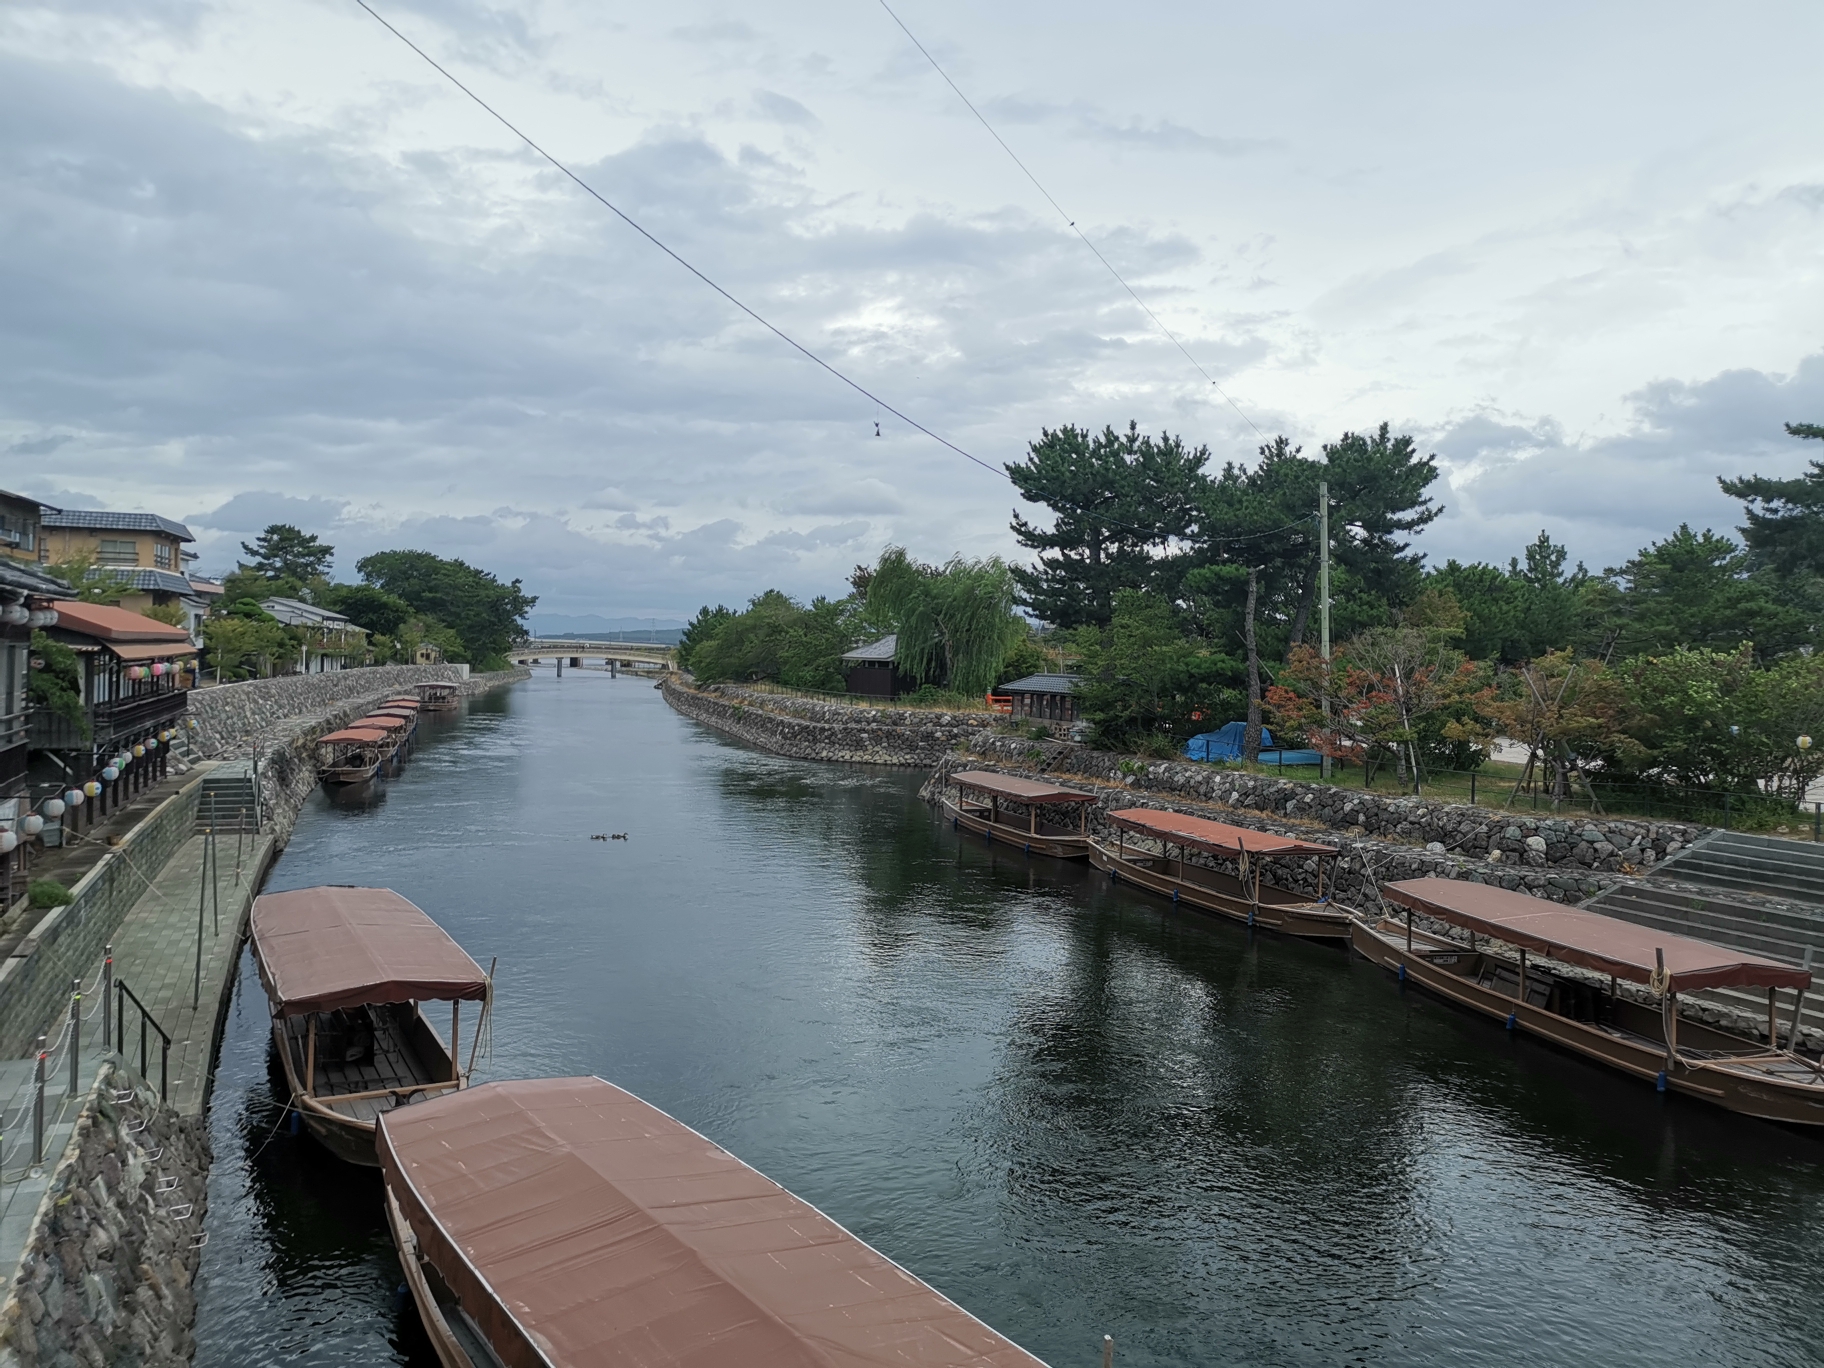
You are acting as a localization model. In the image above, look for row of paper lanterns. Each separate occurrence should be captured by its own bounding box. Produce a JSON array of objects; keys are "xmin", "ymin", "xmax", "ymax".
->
[
  {"xmin": 0, "ymin": 728, "xmax": 183, "ymax": 853},
  {"xmin": 125, "ymin": 662, "xmax": 182, "ymax": 681},
  {"xmin": 0, "ymin": 605, "xmax": 59, "ymax": 628}
]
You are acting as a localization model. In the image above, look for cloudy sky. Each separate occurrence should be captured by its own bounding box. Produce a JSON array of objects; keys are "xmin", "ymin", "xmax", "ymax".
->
[{"xmin": 5, "ymin": 0, "xmax": 1823, "ymax": 616}]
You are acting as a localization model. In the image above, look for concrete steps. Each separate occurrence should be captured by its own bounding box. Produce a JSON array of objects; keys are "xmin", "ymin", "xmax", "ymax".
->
[
  {"xmin": 195, "ymin": 762, "xmax": 259, "ymax": 834},
  {"xmin": 1652, "ymin": 830, "xmax": 1824, "ymax": 906}
]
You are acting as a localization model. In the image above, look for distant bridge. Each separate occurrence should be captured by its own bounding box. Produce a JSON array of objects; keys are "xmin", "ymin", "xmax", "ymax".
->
[{"xmin": 510, "ymin": 639, "xmax": 675, "ymax": 671}]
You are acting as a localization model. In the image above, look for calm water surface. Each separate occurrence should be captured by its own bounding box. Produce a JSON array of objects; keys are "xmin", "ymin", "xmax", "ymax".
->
[{"xmin": 192, "ymin": 674, "xmax": 1824, "ymax": 1367}]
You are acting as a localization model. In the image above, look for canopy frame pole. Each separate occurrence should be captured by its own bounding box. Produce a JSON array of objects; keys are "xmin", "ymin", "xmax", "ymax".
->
[
  {"xmin": 1788, "ymin": 953, "xmax": 1812, "ymax": 1057},
  {"xmin": 1079, "ymin": 803, "xmax": 1087, "ymax": 834},
  {"xmin": 306, "ymin": 1016, "xmax": 317, "ymax": 1099},
  {"xmin": 1405, "ymin": 898, "xmax": 1413, "ymax": 953},
  {"xmin": 1769, "ymin": 987, "xmax": 1779, "ymax": 1052},
  {"xmin": 1518, "ymin": 949, "xmax": 1527, "ymax": 1003},
  {"xmin": 1029, "ymin": 805, "xmax": 1036, "ymax": 837},
  {"xmin": 451, "ymin": 1001, "xmax": 461, "ymax": 1081},
  {"xmin": 467, "ymin": 956, "xmax": 497, "ymax": 1079}
]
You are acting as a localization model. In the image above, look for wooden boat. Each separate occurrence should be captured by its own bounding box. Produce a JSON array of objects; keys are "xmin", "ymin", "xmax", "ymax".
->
[
  {"xmin": 355, "ymin": 713, "xmax": 412, "ymax": 767},
  {"xmin": 1356, "ymin": 877, "xmax": 1824, "ymax": 1127},
  {"xmin": 315, "ymin": 726, "xmax": 390, "ymax": 786},
  {"xmin": 940, "ymin": 769, "xmax": 1097, "ymax": 858},
  {"xmin": 415, "ymin": 681, "xmax": 460, "ymax": 712},
  {"xmin": 250, "ymin": 887, "xmax": 492, "ymax": 1165},
  {"xmin": 378, "ymin": 1077, "xmax": 1051, "ymax": 1368},
  {"xmin": 1089, "ymin": 808, "xmax": 1353, "ymax": 941}
]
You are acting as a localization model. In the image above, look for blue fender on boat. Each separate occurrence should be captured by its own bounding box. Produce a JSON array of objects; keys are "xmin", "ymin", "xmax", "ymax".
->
[
  {"xmin": 1397, "ymin": 963, "xmax": 1406, "ymax": 983},
  {"xmin": 1657, "ymin": 1070, "xmax": 1668, "ymax": 1092},
  {"xmin": 1024, "ymin": 842, "xmax": 1031, "ymax": 855},
  {"xmin": 1506, "ymin": 1012, "xmax": 1517, "ymax": 1030},
  {"xmin": 1172, "ymin": 888, "xmax": 1179, "ymax": 903}
]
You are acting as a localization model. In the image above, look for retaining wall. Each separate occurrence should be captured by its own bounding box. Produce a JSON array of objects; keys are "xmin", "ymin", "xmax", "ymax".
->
[
  {"xmin": 0, "ymin": 776, "xmax": 205, "ymax": 1058},
  {"xmin": 0, "ymin": 1061, "xmax": 209, "ymax": 1368},
  {"xmin": 662, "ymin": 679, "xmax": 1003, "ymax": 765},
  {"xmin": 184, "ymin": 664, "xmax": 473, "ymax": 759}
]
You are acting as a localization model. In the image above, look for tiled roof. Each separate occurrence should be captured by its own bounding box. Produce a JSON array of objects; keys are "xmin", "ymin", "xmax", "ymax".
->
[
  {"xmin": 1001, "ymin": 673, "xmax": 1080, "ymax": 694},
  {"xmin": 41, "ymin": 509, "xmax": 194, "ymax": 542},
  {"xmin": 260, "ymin": 596, "xmax": 354, "ymax": 627},
  {"xmin": 0, "ymin": 489, "xmax": 57, "ymax": 511},
  {"xmin": 91, "ymin": 567, "xmax": 199, "ymax": 596},
  {"xmin": 0, "ymin": 560, "xmax": 73, "ymax": 599},
  {"xmin": 840, "ymin": 634, "xmax": 898, "ymax": 662},
  {"xmin": 49, "ymin": 600, "xmax": 194, "ymax": 643}
]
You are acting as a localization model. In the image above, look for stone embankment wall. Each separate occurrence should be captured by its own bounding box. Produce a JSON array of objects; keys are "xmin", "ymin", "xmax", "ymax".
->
[
  {"xmin": 0, "ymin": 1062, "xmax": 209, "ymax": 1367},
  {"xmin": 0, "ymin": 778, "xmax": 205, "ymax": 1058},
  {"xmin": 186, "ymin": 665, "xmax": 529, "ymax": 845},
  {"xmin": 926, "ymin": 737, "xmax": 1710, "ymax": 909},
  {"xmin": 662, "ymin": 679, "xmax": 1003, "ymax": 765}
]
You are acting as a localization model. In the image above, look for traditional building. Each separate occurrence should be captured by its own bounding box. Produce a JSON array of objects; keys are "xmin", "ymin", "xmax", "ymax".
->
[
  {"xmin": 258, "ymin": 597, "xmax": 370, "ymax": 672},
  {"xmin": 38, "ymin": 509, "xmax": 211, "ymax": 631},
  {"xmin": 0, "ymin": 560, "xmax": 74, "ymax": 802},
  {"xmin": 0, "ymin": 490, "xmax": 54, "ymax": 568},
  {"xmin": 841, "ymin": 635, "xmax": 918, "ymax": 699},
  {"xmin": 1001, "ymin": 673, "xmax": 1081, "ymax": 725}
]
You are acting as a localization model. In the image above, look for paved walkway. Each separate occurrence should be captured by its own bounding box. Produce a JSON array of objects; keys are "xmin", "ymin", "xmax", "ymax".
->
[{"xmin": 105, "ymin": 828, "xmax": 277, "ymax": 1117}]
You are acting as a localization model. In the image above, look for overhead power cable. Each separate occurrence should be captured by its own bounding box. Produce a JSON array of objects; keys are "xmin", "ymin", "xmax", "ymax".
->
[
  {"xmin": 873, "ymin": 0, "xmax": 1266, "ymax": 441},
  {"xmin": 350, "ymin": 2, "xmax": 1298, "ymax": 547}
]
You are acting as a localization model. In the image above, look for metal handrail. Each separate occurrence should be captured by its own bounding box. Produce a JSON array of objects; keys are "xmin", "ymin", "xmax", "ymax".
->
[{"xmin": 114, "ymin": 978, "xmax": 171, "ymax": 1103}]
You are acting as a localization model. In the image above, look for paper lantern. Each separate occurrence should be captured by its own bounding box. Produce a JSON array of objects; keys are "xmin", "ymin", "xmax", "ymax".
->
[
  {"xmin": 151, "ymin": 662, "xmax": 166, "ymax": 677},
  {"xmin": 146, "ymin": 738, "xmax": 159, "ymax": 750},
  {"xmin": 0, "ymin": 831, "xmax": 16, "ymax": 854},
  {"xmin": 102, "ymin": 767, "xmax": 120, "ymax": 782},
  {"xmin": 83, "ymin": 781, "xmax": 101, "ymax": 799},
  {"xmin": 66, "ymin": 789, "xmax": 84, "ymax": 807},
  {"xmin": 41, "ymin": 799, "xmax": 64, "ymax": 819},
  {"xmin": 133, "ymin": 745, "xmax": 145, "ymax": 758},
  {"xmin": 22, "ymin": 814, "xmax": 43, "ymax": 836},
  {"xmin": 126, "ymin": 666, "xmax": 143, "ymax": 682}
]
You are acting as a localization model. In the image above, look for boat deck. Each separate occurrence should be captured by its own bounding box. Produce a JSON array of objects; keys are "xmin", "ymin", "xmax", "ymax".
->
[{"xmin": 285, "ymin": 1006, "xmax": 445, "ymax": 1123}]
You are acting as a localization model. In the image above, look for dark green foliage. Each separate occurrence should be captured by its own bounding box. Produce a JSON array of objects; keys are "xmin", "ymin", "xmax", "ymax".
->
[
  {"xmin": 1427, "ymin": 531, "xmax": 1598, "ymax": 663},
  {"xmin": 321, "ymin": 584, "xmax": 414, "ymax": 637},
  {"xmin": 995, "ymin": 633, "xmax": 1053, "ymax": 687},
  {"xmin": 687, "ymin": 591, "xmax": 854, "ymax": 689},
  {"xmin": 241, "ymin": 524, "xmax": 334, "ymax": 584},
  {"xmin": 1605, "ymin": 524, "xmax": 1810, "ymax": 659},
  {"xmin": 28, "ymin": 880, "xmax": 73, "ymax": 910},
  {"xmin": 356, "ymin": 550, "xmax": 537, "ymax": 669},
  {"xmin": 678, "ymin": 605, "xmax": 735, "ymax": 672},
  {"xmin": 1069, "ymin": 589, "xmax": 1242, "ymax": 749},
  {"xmin": 1006, "ymin": 422, "xmax": 1210, "ymax": 628},
  {"xmin": 1717, "ymin": 423, "xmax": 1824, "ymax": 578},
  {"xmin": 227, "ymin": 598, "xmax": 281, "ymax": 622},
  {"xmin": 28, "ymin": 631, "xmax": 88, "ymax": 739}
]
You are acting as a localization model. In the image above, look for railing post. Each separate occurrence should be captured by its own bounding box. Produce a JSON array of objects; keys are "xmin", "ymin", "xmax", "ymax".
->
[
  {"xmin": 32, "ymin": 1037, "xmax": 45, "ymax": 1168},
  {"xmin": 140, "ymin": 1013, "xmax": 148, "ymax": 1082},
  {"xmin": 68, "ymin": 979, "xmax": 79, "ymax": 1096},
  {"xmin": 160, "ymin": 1039, "xmax": 169, "ymax": 1105},
  {"xmin": 102, "ymin": 946, "xmax": 112, "ymax": 1056}
]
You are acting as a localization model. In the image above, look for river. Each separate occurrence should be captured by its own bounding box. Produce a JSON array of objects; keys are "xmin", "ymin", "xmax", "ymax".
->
[{"xmin": 191, "ymin": 673, "xmax": 1824, "ymax": 1367}]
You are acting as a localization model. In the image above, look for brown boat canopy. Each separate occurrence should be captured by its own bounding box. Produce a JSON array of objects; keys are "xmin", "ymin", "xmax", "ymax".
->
[
  {"xmin": 1386, "ymin": 878, "xmax": 1814, "ymax": 993},
  {"xmin": 251, "ymin": 887, "xmax": 489, "ymax": 1017},
  {"xmin": 1109, "ymin": 808, "xmax": 1336, "ymax": 858},
  {"xmin": 952, "ymin": 770, "xmax": 1095, "ymax": 805},
  {"xmin": 318, "ymin": 727, "xmax": 389, "ymax": 745},
  {"xmin": 379, "ymin": 1077, "xmax": 1050, "ymax": 1368},
  {"xmin": 381, "ymin": 698, "xmax": 421, "ymax": 710},
  {"xmin": 356, "ymin": 714, "xmax": 409, "ymax": 730}
]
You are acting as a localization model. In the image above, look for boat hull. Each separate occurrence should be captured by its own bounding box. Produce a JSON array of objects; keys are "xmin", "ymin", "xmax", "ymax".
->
[
  {"xmin": 1351, "ymin": 915, "xmax": 1824, "ymax": 1128},
  {"xmin": 942, "ymin": 797, "xmax": 1090, "ymax": 859},
  {"xmin": 1089, "ymin": 839, "xmax": 1352, "ymax": 941},
  {"xmin": 386, "ymin": 1184, "xmax": 485, "ymax": 1368}
]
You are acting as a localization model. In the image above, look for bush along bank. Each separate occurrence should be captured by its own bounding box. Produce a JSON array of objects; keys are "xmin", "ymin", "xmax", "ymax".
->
[
  {"xmin": 0, "ymin": 1062, "xmax": 210, "ymax": 1368},
  {"xmin": 662, "ymin": 677, "xmax": 1004, "ymax": 766}
]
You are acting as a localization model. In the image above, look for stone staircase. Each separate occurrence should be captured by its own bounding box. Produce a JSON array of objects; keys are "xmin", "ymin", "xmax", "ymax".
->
[
  {"xmin": 1585, "ymin": 842, "xmax": 1824, "ymax": 1039},
  {"xmin": 1648, "ymin": 829, "xmax": 1824, "ymax": 906},
  {"xmin": 195, "ymin": 761, "xmax": 260, "ymax": 834}
]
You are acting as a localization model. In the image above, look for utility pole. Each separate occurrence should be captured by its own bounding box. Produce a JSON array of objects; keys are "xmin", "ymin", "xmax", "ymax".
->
[{"xmin": 1319, "ymin": 482, "xmax": 1332, "ymax": 781}]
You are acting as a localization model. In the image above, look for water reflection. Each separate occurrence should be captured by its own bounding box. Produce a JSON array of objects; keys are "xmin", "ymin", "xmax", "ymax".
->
[{"xmin": 193, "ymin": 676, "xmax": 1824, "ymax": 1368}]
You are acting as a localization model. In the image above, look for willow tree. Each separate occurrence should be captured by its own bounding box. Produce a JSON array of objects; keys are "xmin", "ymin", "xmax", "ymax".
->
[{"xmin": 867, "ymin": 548, "xmax": 1025, "ymax": 696}]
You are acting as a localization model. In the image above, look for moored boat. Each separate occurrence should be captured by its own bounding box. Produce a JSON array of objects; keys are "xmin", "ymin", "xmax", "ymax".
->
[
  {"xmin": 940, "ymin": 769, "xmax": 1097, "ymax": 858},
  {"xmin": 378, "ymin": 1076, "xmax": 1051, "ymax": 1368},
  {"xmin": 251, "ymin": 886, "xmax": 493, "ymax": 1165},
  {"xmin": 415, "ymin": 681, "xmax": 460, "ymax": 712},
  {"xmin": 1089, "ymin": 808, "xmax": 1352, "ymax": 941},
  {"xmin": 1356, "ymin": 877, "xmax": 1824, "ymax": 1126},
  {"xmin": 316, "ymin": 726, "xmax": 390, "ymax": 787}
]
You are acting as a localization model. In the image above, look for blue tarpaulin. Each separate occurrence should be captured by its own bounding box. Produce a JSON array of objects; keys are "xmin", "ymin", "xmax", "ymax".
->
[{"xmin": 1183, "ymin": 722, "xmax": 1322, "ymax": 767}]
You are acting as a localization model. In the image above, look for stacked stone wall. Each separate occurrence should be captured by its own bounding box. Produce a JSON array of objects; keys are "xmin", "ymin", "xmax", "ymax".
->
[
  {"xmin": 0, "ymin": 1062, "xmax": 209, "ymax": 1367},
  {"xmin": 184, "ymin": 664, "xmax": 474, "ymax": 759},
  {"xmin": 663, "ymin": 679, "xmax": 1003, "ymax": 766},
  {"xmin": 0, "ymin": 778, "xmax": 204, "ymax": 1058}
]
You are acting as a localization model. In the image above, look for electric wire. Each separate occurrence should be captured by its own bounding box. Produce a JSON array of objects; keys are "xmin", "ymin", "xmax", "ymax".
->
[
  {"xmin": 350, "ymin": 1, "xmax": 1307, "ymax": 549},
  {"xmin": 873, "ymin": 0, "xmax": 1266, "ymax": 440}
]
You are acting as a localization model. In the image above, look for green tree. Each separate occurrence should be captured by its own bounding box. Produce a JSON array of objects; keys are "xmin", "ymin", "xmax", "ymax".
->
[
  {"xmin": 28, "ymin": 631, "xmax": 88, "ymax": 739},
  {"xmin": 1606, "ymin": 524, "xmax": 1809, "ymax": 659},
  {"xmin": 677, "ymin": 605, "xmax": 735, "ymax": 672},
  {"xmin": 355, "ymin": 550, "xmax": 537, "ymax": 668},
  {"xmin": 321, "ymin": 583, "xmax": 414, "ymax": 638},
  {"xmin": 866, "ymin": 548, "xmax": 1026, "ymax": 696},
  {"xmin": 688, "ymin": 591, "xmax": 856, "ymax": 689},
  {"xmin": 1006, "ymin": 421, "xmax": 1211, "ymax": 628},
  {"xmin": 241, "ymin": 524, "xmax": 334, "ymax": 584},
  {"xmin": 1427, "ymin": 531, "xmax": 1598, "ymax": 663},
  {"xmin": 40, "ymin": 551, "xmax": 128, "ymax": 605},
  {"xmin": 1718, "ymin": 422, "xmax": 1824, "ymax": 578},
  {"xmin": 1070, "ymin": 589, "xmax": 1241, "ymax": 750},
  {"xmin": 202, "ymin": 614, "xmax": 297, "ymax": 680}
]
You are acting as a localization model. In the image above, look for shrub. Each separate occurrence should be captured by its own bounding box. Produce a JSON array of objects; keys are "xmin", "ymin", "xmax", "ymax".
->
[{"xmin": 28, "ymin": 880, "xmax": 73, "ymax": 910}]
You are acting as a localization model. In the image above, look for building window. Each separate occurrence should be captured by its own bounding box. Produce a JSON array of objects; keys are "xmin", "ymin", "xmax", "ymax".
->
[
  {"xmin": 98, "ymin": 539, "xmax": 138, "ymax": 566},
  {"xmin": 154, "ymin": 542, "xmax": 174, "ymax": 569}
]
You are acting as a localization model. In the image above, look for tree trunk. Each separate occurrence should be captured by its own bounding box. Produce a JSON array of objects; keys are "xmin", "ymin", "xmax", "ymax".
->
[
  {"xmin": 1284, "ymin": 553, "xmax": 1319, "ymax": 661},
  {"xmin": 1243, "ymin": 568, "xmax": 1263, "ymax": 764}
]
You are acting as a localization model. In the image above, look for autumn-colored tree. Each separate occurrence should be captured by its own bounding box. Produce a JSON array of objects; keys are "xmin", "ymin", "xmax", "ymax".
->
[
  {"xmin": 1268, "ymin": 627, "xmax": 1489, "ymax": 790},
  {"xmin": 1474, "ymin": 650, "xmax": 1643, "ymax": 805}
]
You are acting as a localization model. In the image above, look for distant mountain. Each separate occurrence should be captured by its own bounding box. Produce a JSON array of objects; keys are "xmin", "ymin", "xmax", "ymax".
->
[{"xmin": 526, "ymin": 614, "xmax": 687, "ymax": 644}]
